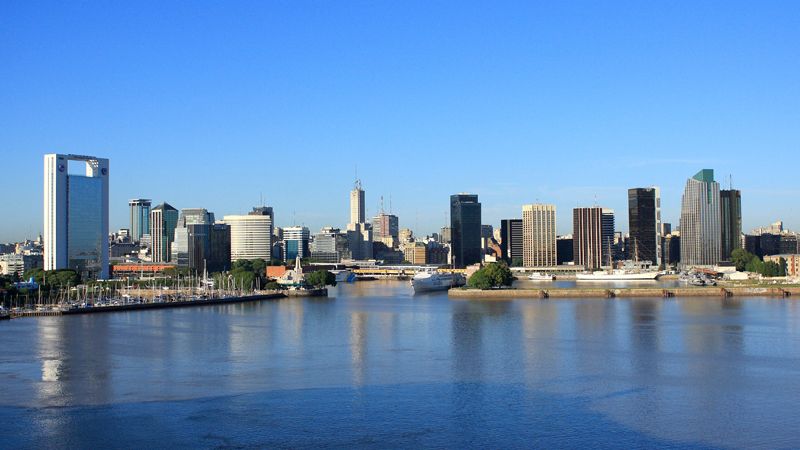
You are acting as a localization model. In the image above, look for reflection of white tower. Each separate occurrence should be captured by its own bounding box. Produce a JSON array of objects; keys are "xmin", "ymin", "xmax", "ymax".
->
[{"xmin": 43, "ymin": 154, "xmax": 110, "ymax": 279}]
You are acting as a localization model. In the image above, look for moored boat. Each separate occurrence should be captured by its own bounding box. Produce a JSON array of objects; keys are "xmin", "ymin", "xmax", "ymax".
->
[
  {"xmin": 527, "ymin": 272, "xmax": 555, "ymax": 281},
  {"xmin": 411, "ymin": 271, "xmax": 465, "ymax": 293}
]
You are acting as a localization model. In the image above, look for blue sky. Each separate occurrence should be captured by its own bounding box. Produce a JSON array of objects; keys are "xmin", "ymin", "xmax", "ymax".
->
[{"xmin": 1, "ymin": 1, "xmax": 798, "ymax": 242}]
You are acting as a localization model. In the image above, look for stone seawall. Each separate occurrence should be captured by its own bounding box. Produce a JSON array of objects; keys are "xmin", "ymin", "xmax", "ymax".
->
[{"xmin": 449, "ymin": 286, "xmax": 800, "ymax": 299}]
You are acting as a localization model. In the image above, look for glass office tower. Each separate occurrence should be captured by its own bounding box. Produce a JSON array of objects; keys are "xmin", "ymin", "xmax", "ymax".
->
[{"xmin": 450, "ymin": 194, "xmax": 482, "ymax": 268}]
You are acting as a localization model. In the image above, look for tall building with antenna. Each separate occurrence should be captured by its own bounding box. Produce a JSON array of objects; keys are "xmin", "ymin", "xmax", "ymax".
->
[{"xmin": 347, "ymin": 178, "xmax": 372, "ymax": 260}]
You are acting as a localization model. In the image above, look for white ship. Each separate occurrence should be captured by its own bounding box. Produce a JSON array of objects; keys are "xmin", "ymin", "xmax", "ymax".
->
[
  {"xmin": 576, "ymin": 238, "xmax": 661, "ymax": 281},
  {"xmin": 575, "ymin": 269, "xmax": 660, "ymax": 281},
  {"xmin": 527, "ymin": 272, "xmax": 555, "ymax": 281},
  {"xmin": 411, "ymin": 271, "xmax": 464, "ymax": 293}
]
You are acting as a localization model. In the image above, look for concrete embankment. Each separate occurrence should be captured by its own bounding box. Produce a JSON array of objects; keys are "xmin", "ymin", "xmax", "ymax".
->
[
  {"xmin": 11, "ymin": 292, "xmax": 287, "ymax": 318},
  {"xmin": 449, "ymin": 286, "xmax": 800, "ymax": 299}
]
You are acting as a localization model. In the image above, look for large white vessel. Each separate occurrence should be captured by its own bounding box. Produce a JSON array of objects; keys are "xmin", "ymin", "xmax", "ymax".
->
[
  {"xmin": 575, "ymin": 269, "xmax": 660, "ymax": 281},
  {"xmin": 411, "ymin": 271, "xmax": 464, "ymax": 293}
]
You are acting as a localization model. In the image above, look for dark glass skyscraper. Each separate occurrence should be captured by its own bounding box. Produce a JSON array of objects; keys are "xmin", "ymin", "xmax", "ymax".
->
[
  {"xmin": 720, "ymin": 189, "xmax": 742, "ymax": 260},
  {"xmin": 628, "ymin": 187, "xmax": 661, "ymax": 266},
  {"xmin": 500, "ymin": 219, "xmax": 523, "ymax": 264},
  {"xmin": 450, "ymin": 194, "xmax": 481, "ymax": 268}
]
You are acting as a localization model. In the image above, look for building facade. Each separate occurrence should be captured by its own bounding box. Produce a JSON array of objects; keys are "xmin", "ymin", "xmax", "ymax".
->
[
  {"xmin": 522, "ymin": 204, "xmax": 557, "ymax": 267},
  {"xmin": 627, "ymin": 187, "xmax": 662, "ymax": 266},
  {"xmin": 679, "ymin": 169, "xmax": 721, "ymax": 267},
  {"xmin": 223, "ymin": 210, "xmax": 273, "ymax": 262},
  {"xmin": 128, "ymin": 199, "xmax": 151, "ymax": 243},
  {"xmin": 150, "ymin": 203, "xmax": 179, "ymax": 263},
  {"xmin": 500, "ymin": 219, "xmax": 523, "ymax": 264},
  {"xmin": 573, "ymin": 207, "xmax": 615, "ymax": 269},
  {"xmin": 283, "ymin": 226, "xmax": 310, "ymax": 261},
  {"xmin": 43, "ymin": 154, "xmax": 110, "ymax": 279},
  {"xmin": 450, "ymin": 194, "xmax": 482, "ymax": 268},
  {"xmin": 372, "ymin": 213, "xmax": 399, "ymax": 243},
  {"xmin": 720, "ymin": 189, "xmax": 742, "ymax": 261}
]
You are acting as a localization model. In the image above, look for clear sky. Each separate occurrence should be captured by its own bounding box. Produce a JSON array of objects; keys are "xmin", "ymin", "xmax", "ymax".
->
[{"xmin": 1, "ymin": 1, "xmax": 798, "ymax": 242}]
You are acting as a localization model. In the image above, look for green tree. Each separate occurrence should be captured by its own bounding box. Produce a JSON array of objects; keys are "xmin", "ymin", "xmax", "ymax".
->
[
  {"xmin": 305, "ymin": 270, "xmax": 336, "ymax": 288},
  {"xmin": 730, "ymin": 248, "xmax": 753, "ymax": 272},
  {"xmin": 511, "ymin": 257, "xmax": 524, "ymax": 267},
  {"xmin": 467, "ymin": 262, "xmax": 513, "ymax": 289}
]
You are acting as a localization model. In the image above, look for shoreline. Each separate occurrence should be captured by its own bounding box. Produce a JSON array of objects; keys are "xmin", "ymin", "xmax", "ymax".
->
[
  {"xmin": 449, "ymin": 285, "xmax": 800, "ymax": 299},
  {"xmin": 5, "ymin": 288, "xmax": 329, "ymax": 319}
]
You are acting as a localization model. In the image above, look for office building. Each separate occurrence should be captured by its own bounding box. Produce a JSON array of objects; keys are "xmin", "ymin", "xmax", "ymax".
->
[
  {"xmin": 663, "ymin": 234, "xmax": 681, "ymax": 267},
  {"xmin": 283, "ymin": 226, "xmax": 310, "ymax": 261},
  {"xmin": 500, "ymin": 219, "xmax": 523, "ymax": 264},
  {"xmin": 573, "ymin": 207, "xmax": 615, "ymax": 269},
  {"xmin": 171, "ymin": 208, "xmax": 214, "ymax": 267},
  {"xmin": 403, "ymin": 241, "xmax": 427, "ymax": 264},
  {"xmin": 764, "ymin": 254, "xmax": 799, "ymax": 276},
  {"xmin": 679, "ymin": 169, "xmax": 721, "ymax": 266},
  {"xmin": 223, "ymin": 208, "xmax": 273, "ymax": 262},
  {"xmin": 720, "ymin": 189, "xmax": 742, "ymax": 260},
  {"xmin": 310, "ymin": 227, "xmax": 351, "ymax": 263},
  {"xmin": 556, "ymin": 236, "xmax": 574, "ymax": 264},
  {"xmin": 350, "ymin": 179, "xmax": 365, "ymax": 225},
  {"xmin": 440, "ymin": 227, "xmax": 452, "ymax": 244},
  {"xmin": 44, "ymin": 154, "xmax": 110, "ymax": 279},
  {"xmin": 522, "ymin": 204, "xmax": 557, "ymax": 267},
  {"xmin": 372, "ymin": 213, "xmax": 399, "ymax": 242},
  {"xmin": 628, "ymin": 187, "xmax": 662, "ymax": 266},
  {"xmin": 150, "ymin": 203, "xmax": 179, "ymax": 263},
  {"xmin": 450, "ymin": 194, "xmax": 481, "ymax": 268},
  {"xmin": 347, "ymin": 179, "xmax": 373, "ymax": 260},
  {"xmin": 129, "ymin": 199, "xmax": 151, "ymax": 242},
  {"xmin": 207, "ymin": 223, "xmax": 231, "ymax": 273}
]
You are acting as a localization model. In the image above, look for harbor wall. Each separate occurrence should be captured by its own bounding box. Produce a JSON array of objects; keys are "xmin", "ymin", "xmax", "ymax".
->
[{"xmin": 449, "ymin": 286, "xmax": 800, "ymax": 299}]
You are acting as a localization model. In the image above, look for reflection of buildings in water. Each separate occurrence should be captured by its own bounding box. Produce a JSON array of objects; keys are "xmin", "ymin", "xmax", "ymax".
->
[
  {"xmin": 278, "ymin": 299, "xmax": 306, "ymax": 353},
  {"xmin": 350, "ymin": 311, "xmax": 368, "ymax": 386},
  {"xmin": 451, "ymin": 302, "xmax": 484, "ymax": 382},
  {"xmin": 628, "ymin": 299, "xmax": 663, "ymax": 377},
  {"xmin": 520, "ymin": 302, "xmax": 560, "ymax": 386}
]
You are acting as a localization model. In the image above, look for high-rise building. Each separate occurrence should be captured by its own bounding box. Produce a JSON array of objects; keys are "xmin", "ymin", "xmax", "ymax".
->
[
  {"xmin": 450, "ymin": 194, "xmax": 481, "ymax": 268},
  {"xmin": 150, "ymin": 203, "xmax": 179, "ymax": 263},
  {"xmin": 628, "ymin": 187, "xmax": 662, "ymax": 266},
  {"xmin": 522, "ymin": 204, "xmax": 557, "ymax": 267},
  {"xmin": 283, "ymin": 226, "xmax": 310, "ymax": 261},
  {"xmin": 372, "ymin": 213, "xmax": 399, "ymax": 243},
  {"xmin": 43, "ymin": 154, "xmax": 110, "ymax": 279},
  {"xmin": 440, "ymin": 227, "xmax": 452, "ymax": 244},
  {"xmin": 500, "ymin": 219, "xmax": 523, "ymax": 264},
  {"xmin": 720, "ymin": 189, "xmax": 742, "ymax": 261},
  {"xmin": 573, "ymin": 207, "xmax": 615, "ymax": 269},
  {"xmin": 403, "ymin": 241, "xmax": 427, "ymax": 264},
  {"xmin": 680, "ymin": 169, "xmax": 721, "ymax": 266},
  {"xmin": 347, "ymin": 179, "xmax": 372, "ymax": 260},
  {"xmin": 556, "ymin": 235, "xmax": 574, "ymax": 264},
  {"xmin": 223, "ymin": 208, "xmax": 273, "ymax": 262},
  {"xmin": 350, "ymin": 179, "xmax": 365, "ymax": 225},
  {"xmin": 129, "ymin": 199, "xmax": 151, "ymax": 242},
  {"xmin": 171, "ymin": 208, "xmax": 215, "ymax": 266},
  {"xmin": 207, "ymin": 223, "xmax": 231, "ymax": 273},
  {"xmin": 310, "ymin": 227, "xmax": 351, "ymax": 263}
]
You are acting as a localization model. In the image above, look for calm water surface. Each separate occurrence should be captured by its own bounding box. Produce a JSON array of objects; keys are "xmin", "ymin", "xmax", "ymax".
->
[{"xmin": 2, "ymin": 280, "xmax": 800, "ymax": 448}]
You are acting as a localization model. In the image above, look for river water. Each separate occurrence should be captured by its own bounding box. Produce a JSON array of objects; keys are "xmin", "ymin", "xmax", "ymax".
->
[{"xmin": 2, "ymin": 280, "xmax": 799, "ymax": 448}]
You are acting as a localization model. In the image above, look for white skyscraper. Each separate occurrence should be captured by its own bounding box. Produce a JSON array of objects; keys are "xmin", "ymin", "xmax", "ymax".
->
[
  {"xmin": 43, "ymin": 154, "xmax": 110, "ymax": 279},
  {"xmin": 223, "ymin": 208, "xmax": 273, "ymax": 262},
  {"xmin": 522, "ymin": 204, "xmax": 557, "ymax": 267},
  {"xmin": 350, "ymin": 179, "xmax": 365, "ymax": 225},
  {"xmin": 680, "ymin": 169, "xmax": 721, "ymax": 267}
]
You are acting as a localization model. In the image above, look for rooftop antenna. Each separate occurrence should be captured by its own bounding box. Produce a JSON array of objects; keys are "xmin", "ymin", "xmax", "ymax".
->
[
  {"xmin": 380, "ymin": 195, "xmax": 385, "ymax": 214},
  {"xmin": 729, "ymin": 174, "xmax": 733, "ymax": 190},
  {"xmin": 389, "ymin": 194, "xmax": 393, "ymax": 214}
]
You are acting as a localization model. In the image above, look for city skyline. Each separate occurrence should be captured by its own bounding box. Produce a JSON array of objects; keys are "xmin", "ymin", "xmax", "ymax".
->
[
  {"xmin": 2, "ymin": 2, "xmax": 799, "ymax": 241},
  {"xmin": 1, "ymin": 157, "xmax": 798, "ymax": 243}
]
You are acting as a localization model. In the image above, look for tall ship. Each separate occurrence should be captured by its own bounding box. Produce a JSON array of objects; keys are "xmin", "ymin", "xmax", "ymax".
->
[
  {"xmin": 411, "ymin": 271, "xmax": 465, "ymax": 293},
  {"xmin": 576, "ymin": 239, "xmax": 661, "ymax": 282}
]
